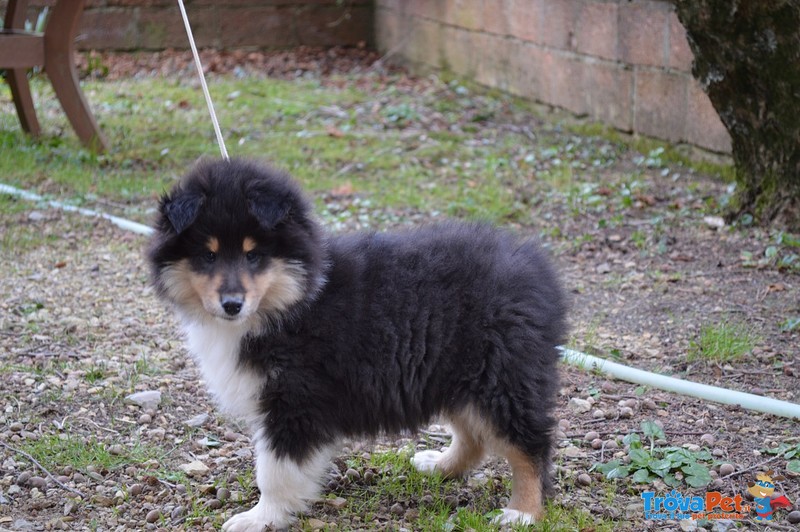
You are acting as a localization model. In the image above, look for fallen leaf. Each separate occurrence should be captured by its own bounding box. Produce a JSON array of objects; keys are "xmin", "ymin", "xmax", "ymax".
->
[
  {"xmin": 326, "ymin": 126, "xmax": 345, "ymax": 138},
  {"xmin": 330, "ymin": 182, "xmax": 354, "ymax": 196}
]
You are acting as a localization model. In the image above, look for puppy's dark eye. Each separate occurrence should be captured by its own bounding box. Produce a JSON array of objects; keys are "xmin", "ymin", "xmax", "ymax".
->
[
  {"xmin": 204, "ymin": 251, "xmax": 216, "ymax": 263},
  {"xmin": 246, "ymin": 250, "xmax": 260, "ymax": 263}
]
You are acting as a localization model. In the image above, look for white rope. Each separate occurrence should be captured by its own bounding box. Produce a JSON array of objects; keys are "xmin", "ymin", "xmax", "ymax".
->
[{"xmin": 176, "ymin": 0, "xmax": 229, "ymax": 160}]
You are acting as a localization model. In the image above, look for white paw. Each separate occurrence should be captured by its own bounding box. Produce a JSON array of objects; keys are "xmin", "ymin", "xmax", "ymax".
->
[
  {"xmin": 222, "ymin": 501, "xmax": 291, "ymax": 532},
  {"xmin": 492, "ymin": 508, "xmax": 535, "ymax": 526},
  {"xmin": 411, "ymin": 449, "xmax": 444, "ymax": 473}
]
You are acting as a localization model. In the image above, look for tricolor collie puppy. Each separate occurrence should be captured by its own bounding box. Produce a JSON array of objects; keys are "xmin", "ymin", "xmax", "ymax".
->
[{"xmin": 147, "ymin": 159, "xmax": 566, "ymax": 531}]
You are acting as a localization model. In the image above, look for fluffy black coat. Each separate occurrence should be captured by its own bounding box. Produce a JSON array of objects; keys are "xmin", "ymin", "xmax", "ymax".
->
[
  {"xmin": 244, "ymin": 223, "xmax": 566, "ymax": 462},
  {"xmin": 149, "ymin": 158, "xmax": 567, "ymax": 495}
]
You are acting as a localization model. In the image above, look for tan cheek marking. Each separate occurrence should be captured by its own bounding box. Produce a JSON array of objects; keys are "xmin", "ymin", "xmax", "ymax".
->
[
  {"xmin": 207, "ymin": 237, "xmax": 220, "ymax": 254},
  {"xmin": 189, "ymin": 271, "xmax": 223, "ymax": 311},
  {"xmin": 505, "ymin": 446, "xmax": 543, "ymax": 520},
  {"xmin": 243, "ymin": 237, "xmax": 257, "ymax": 254},
  {"xmin": 161, "ymin": 260, "xmax": 202, "ymax": 308},
  {"xmin": 244, "ymin": 258, "xmax": 306, "ymax": 313}
]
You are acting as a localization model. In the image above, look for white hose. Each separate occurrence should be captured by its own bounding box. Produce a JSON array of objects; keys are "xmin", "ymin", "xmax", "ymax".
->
[
  {"xmin": 0, "ymin": 183, "xmax": 154, "ymax": 236},
  {"xmin": 560, "ymin": 347, "xmax": 800, "ymax": 420},
  {"xmin": 3, "ymin": 181, "xmax": 799, "ymax": 420}
]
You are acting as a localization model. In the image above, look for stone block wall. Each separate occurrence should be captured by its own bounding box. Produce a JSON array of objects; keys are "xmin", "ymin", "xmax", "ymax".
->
[
  {"xmin": 11, "ymin": 0, "xmax": 374, "ymax": 51},
  {"xmin": 375, "ymin": 0, "xmax": 731, "ymax": 153}
]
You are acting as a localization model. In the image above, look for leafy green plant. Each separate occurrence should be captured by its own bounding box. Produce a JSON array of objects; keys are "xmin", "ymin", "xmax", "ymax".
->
[
  {"xmin": 687, "ymin": 319, "xmax": 757, "ymax": 362},
  {"xmin": 761, "ymin": 443, "xmax": 800, "ymax": 474},
  {"xmin": 592, "ymin": 421, "xmax": 715, "ymax": 488}
]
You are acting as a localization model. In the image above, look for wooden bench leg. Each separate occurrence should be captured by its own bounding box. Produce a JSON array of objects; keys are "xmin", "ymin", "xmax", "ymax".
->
[
  {"xmin": 44, "ymin": 0, "xmax": 108, "ymax": 152},
  {"xmin": 6, "ymin": 68, "xmax": 41, "ymax": 136}
]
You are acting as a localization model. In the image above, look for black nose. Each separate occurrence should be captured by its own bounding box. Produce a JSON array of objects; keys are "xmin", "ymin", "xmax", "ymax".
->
[{"xmin": 221, "ymin": 296, "xmax": 243, "ymax": 316}]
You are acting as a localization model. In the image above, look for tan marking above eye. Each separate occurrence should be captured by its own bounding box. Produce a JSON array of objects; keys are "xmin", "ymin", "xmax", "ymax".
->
[
  {"xmin": 207, "ymin": 237, "xmax": 220, "ymax": 254},
  {"xmin": 243, "ymin": 237, "xmax": 257, "ymax": 254}
]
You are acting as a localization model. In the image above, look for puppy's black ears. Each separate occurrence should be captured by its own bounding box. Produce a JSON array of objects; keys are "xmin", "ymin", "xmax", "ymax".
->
[
  {"xmin": 162, "ymin": 193, "xmax": 204, "ymax": 234},
  {"xmin": 247, "ymin": 192, "xmax": 291, "ymax": 230}
]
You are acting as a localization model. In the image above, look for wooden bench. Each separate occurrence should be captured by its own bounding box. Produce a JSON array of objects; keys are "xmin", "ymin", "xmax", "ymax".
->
[{"xmin": 1, "ymin": 0, "xmax": 108, "ymax": 151}]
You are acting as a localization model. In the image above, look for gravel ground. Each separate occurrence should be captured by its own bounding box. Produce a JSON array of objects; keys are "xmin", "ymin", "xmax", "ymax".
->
[{"xmin": 1, "ymin": 49, "xmax": 799, "ymax": 531}]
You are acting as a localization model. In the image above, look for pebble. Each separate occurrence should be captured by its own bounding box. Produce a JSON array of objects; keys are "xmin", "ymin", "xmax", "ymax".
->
[
  {"xmin": 604, "ymin": 439, "xmax": 619, "ymax": 450},
  {"xmin": 94, "ymin": 495, "xmax": 115, "ymax": 507},
  {"xmin": 171, "ymin": 505, "xmax": 185, "ymax": 520},
  {"xmin": 787, "ymin": 511, "xmax": 800, "ymax": 524},
  {"xmin": 591, "ymin": 409, "xmax": 605, "ymax": 419},
  {"xmin": 125, "ymin": 390, "xmax": 162, "ymax": 410},
  {"xmin": 591, "ymin": 438, "xmax": 604, "ymax": 450},
  {"xmin": 145, "ymin": 509, "xmax": 161, "ymax": 523},
  {"xmin": 108, "ymin": 444, "xmax": 126, "ymax": 455},
  {"xmin": 390, "ymin": 502, "xmax": 404, "ymax": 516},
  {"xmin": 326, "ymin": 497, "xmax": 347, "ymax": 509},
  {"xmin": 184, "ymin": 413, "xmax": 209, "ymax": 428},
  {"xmin": 179, "ymin": 461, "xmax": 209, "ymax": 478},
  {"xmin": 28, "ymin": 476, "xmax": 47, "ymax": 490},
  {"xmin": 205, "ymin": 499, "xmax": 222, "ymax": 510},
  {"xmin": 9, "ymin": 421, "xmax": 24, "ymax": 432},
  {"xmin": 345, "ymin": 468, "xmax": 361, "ymax": 481},
  {"xmin": 443, "ymin": 495, "xmax": 459, "ymax": 509},
  {"xmin": 147, "ymin": 428, "xmax": 166, "ymax": 440},
  {"xmin": 568, "ymin": 398, "xmax": 592, "ymax": 413},
  {"xmin": 420, "ymin": 494, "xmax": 434, "ymax": 506},
  {"xmin": 719, "ymin": 463, "xmax": 735, "ymax": 476},
  {"xmin": 129, "ymin": 483, "xmax": 143, "ymax": 496},
  {"xmin": 619, "ymin": 407, "xmax": 634, "ymax": 418},
  {"xmin": 700, "ymin": 433, "xmax": 715, "ymax": 446},
  {"xmin": 217, "ymin": 487, "xmax": 230, "ymax": 501},
  {"xmin": 576, "ymin": 473, "xmax": 592, "ymax": 486},
  {"xmin": 138, "ymin": 414, "xmax": 152, "ymax": 425},
  {"xmin": 199, "ymin": 484, "xmax": 217, "ymax": 495},
  {"xmin": 17, "ymin": 471, "xmax": 31, "ymax": 485},
  {"xmin": 619, "ymin": 399, "xmax": 638, "ymax": 409},
  {"xmin": 307, "ymin": 518, "xmax": 327, "ymax": 530},
  {"xmin": 558, "ymin": 419, "xmax": 570, "ymax": 431},
  {"xmin": 363, "ymin": 470, "xmax": 376, "ymax": 484},
  {"xmin": 561, "ymin": 445, "xmax": 585, "ymax": 458}
]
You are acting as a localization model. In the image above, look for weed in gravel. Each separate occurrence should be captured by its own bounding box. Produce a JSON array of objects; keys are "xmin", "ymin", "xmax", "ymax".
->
[
  {"xmin": 592, "ymin": 421, "xmax": 717, "ymax": 488},
  {"xmin": 20, "ymin": 432, "xmax": 161, "ymax": 473},
  {"xmin": 687, "ymin": 319, "xmax": 758, "ymax": 362},
  {"xmin": 761, "ymin": 442, "xmax": 800, "ymax": 474}
]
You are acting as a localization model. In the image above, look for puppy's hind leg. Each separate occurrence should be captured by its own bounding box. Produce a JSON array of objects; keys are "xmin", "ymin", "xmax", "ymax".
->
[
  {"xmin": 411, "ymin": 410, "xmax": 486, "ymax": 479},
  {"xmin": 223, "ymin": 430, "xmax": 334, "ymax": 532},
  {"xmin": 493, "ymin": 445, "xmax": 548, "ymax": 526}
]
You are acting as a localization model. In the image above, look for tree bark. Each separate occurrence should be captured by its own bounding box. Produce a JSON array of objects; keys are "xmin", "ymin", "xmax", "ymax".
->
[{"xmin": 670, "ymin": 0, "xmax": 800, "ymax": 230}]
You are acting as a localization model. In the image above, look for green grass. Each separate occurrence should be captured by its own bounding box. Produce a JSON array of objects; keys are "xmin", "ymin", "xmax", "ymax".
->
[
  {"xmin": 687, "ymin": 319, "xmax": 758, "ymax": 362},
  {"xmin": 20, "ymin": 433, "xmax": 162, "ymax": 473},
  {"xmin": 0, "ymin": 72, "xmax": 647, "ymax": 229},
  {"xmin": 325, "ymin": 447, "xmax": 614, "ymax": 531}
]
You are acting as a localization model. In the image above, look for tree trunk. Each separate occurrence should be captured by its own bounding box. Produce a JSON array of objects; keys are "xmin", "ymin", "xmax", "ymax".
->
[{"xmin": 670, "ymin": 0, "xmax": 800, "ymax": 230}]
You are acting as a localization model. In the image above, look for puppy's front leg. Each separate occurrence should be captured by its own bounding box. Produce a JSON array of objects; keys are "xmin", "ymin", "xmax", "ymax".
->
[{"xmin": 223, "ymin": 430, "xmax": 333, "ymax": 532}]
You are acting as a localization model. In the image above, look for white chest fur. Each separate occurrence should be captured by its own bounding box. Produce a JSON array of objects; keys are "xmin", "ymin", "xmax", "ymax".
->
[{"xmin": 183, "ymin": 320, "xmax": 263, "ymax": 424}]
